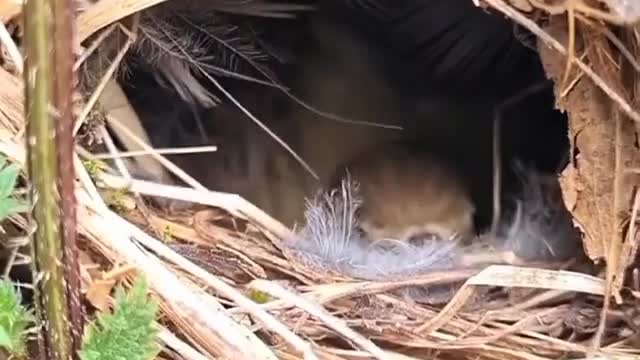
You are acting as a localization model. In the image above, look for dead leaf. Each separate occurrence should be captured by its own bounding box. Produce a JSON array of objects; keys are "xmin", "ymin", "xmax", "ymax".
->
[{"xmin": 86, "ymin": 278, "xmax": 116, "ymax": 311}]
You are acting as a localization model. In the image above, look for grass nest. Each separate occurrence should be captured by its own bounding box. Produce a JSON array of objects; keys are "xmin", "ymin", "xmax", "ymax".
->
[{"xmin": 1, "ymin": 0, "xmax": 640, "ymax": 359}]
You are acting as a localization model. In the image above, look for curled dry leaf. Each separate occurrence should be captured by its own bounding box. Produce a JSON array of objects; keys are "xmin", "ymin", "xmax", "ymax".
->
[{"xmin": 86, "ymin": 264, "xmax": 137, "ymax": 310}]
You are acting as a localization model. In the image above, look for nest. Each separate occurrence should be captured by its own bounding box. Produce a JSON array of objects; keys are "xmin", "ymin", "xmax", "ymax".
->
[{"xmin": 1, "ymin": 0, "xmax": 640, "ymax": 359}]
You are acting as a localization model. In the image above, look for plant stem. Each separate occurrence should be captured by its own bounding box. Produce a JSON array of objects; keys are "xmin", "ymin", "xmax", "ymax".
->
[
  {"xmin": 23, "ymin": 0, "xmax": 76, "ymax": 358},
  {"xmin": 51, "ymin": 0, "xmax": 84, "ymax": 352}
]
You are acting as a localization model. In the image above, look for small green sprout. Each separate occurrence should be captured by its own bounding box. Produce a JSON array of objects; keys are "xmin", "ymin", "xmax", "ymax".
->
[
  {"xmin": 161, "ymin": 225, "xmax": 174, "ymax": 243},
  {"xmin": 247, "ymin": 289, "xmax": 272, "ymax": 304},
  {"xmin": 103, "ymin": 188, "xmax": 130, "ymax": 212},
  {"xmin": 0, "ymin": 280, "xmax": 34, "ymax": 358},
  {"xmin": 79, "ymin": 276, "xmax": 160, "ymax": 360},
  {"xmin": 82, "ymin": 159, "xmax": 107, "ymax": 178}
]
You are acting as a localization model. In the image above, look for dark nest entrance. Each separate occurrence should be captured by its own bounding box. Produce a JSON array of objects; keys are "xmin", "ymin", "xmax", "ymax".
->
[
  {"xmin": 109, "ymin": 0, "xmax": 572, "ymax": 233},
  {"xmin": 87, "ymin": 0, "xmax": 593, "ymax": 305}
]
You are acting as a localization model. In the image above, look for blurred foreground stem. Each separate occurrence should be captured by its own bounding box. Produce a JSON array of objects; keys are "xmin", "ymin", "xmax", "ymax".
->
[{"xmin": 23, "ymin": 0, "xmax": 81, "ymax": 358}]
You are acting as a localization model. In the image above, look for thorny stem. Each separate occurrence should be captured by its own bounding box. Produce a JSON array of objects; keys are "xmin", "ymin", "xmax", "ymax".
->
[
  {"xmin": 23, "ymin": 0, "xmax": 78, "ymax": 358},
  {"xmin": 52, "ymin": 0, "xmax": 83, "ymax": 352}
]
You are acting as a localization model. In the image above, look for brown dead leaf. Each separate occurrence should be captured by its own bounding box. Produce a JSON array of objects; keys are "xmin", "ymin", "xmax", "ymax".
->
[
  {"xmin": 86, "ymin": 278, "xmax": 117, "ymax": 311},
  {"xmin": 537, "ymin": 19, "xmax": 635, "ymax": 262}
]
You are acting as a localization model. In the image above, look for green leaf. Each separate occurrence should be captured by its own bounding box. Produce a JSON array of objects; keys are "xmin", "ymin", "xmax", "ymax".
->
[
  {"xmin": 79, "ymin": 277, "xmax": 160, "ymax": 360},
  {"xmin": 0, "ymin": 198, "xmax": 29, "ymax": 222},
  {"xmin": 0, "ymin": 163, "xmax": 20, "ymax": 199},
  {"xmin": 0, "ymin": 280, "xmax": 33, "ymax": 357},
  {"xmin": 248, "ymin": 289, "xmax": 272, "ymax": 304},
  {"xmin": 0, "ymin": 327, "xmax": 11, "ymax": 348}
]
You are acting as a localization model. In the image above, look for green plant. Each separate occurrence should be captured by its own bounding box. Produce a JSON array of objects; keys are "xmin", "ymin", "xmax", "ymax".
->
[
  {"xmin": 78, "ymin": 276, "xmax": 160, "ymax": 360},
  {"xmin": 0, "ymin": 155, "xmax": 29, "ymax": 222},
  {"xmin": 103, "ymin": 188, "xmax": 131, "ymax": 213},
  {"xmin": 82, "ymin": 158, "xmax": 107, "ymax": 178},
  {"xmin": 0, "ymin": 280, "xmax": 34, "ymax": 358},
  {"xmin": 0, "ymin": 156, "xmax": 160, "ymax": 359},
  {"xmin": 247, "ymin": 289, "xmax": 272, "ymax": 304},
  {"xmin": 161, "ymin": 225, "xmax": 174, "ymax": 243}
]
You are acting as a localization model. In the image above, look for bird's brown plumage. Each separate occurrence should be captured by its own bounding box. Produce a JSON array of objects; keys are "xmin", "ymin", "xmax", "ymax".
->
[{"xmin": 330, "ymin": 141, "xmax": 476, "ymax": 244}]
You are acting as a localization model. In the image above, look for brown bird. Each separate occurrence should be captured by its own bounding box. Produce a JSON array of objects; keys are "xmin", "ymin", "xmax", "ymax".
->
[{"xmin": 329, "ymin": 141, "xmax": 476, "ymax": 245}]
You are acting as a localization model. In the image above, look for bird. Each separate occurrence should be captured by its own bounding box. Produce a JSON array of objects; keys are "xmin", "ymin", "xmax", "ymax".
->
[{"xmin": 328, "ymin": 140, "xmax": 476, "ymax": 245}]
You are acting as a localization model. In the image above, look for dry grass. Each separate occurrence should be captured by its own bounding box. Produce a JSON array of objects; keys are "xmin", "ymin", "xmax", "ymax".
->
[{"xmin": 1, "ymin": 0, "xmax": 640, "ymax": 359}]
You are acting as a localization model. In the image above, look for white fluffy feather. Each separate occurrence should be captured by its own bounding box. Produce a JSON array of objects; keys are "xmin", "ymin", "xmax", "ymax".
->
[
  {"xmin": 285, "ymin": 164, "xmax": 580, "ymax": 283},
  {"xmin": 286, "ymin": 178, "xmax": 472, "ymax": 281}
]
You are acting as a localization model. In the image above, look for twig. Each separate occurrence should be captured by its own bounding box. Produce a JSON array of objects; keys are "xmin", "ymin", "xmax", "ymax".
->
[
  {"xmin": 97, "ymin": 125, "xmax": 131, "ymax": 182},
  {"xmin": 528, "ymin": 0, "xmax": 628, "ymax": 24},
  {"xmin": 73, "ymin": 23, "xmax": 117, "ymax": 71},
  {"xmin": 91, "ymin": 145, "xmax": 218, "ymax": 159},
  {"xmin": 501, "ymin": 289, "xmax": 571, "ymax": 313},
  {"xmin": 575, "ymin": 13, "xmax": 640, "ymax": 73},
  {"xmin": 73, "ymin": 31, "xmax": 133, "ymax": 135},
  {"xmin": 416, "ymin": 285, "xmax": 476, "ymax": 335},
  {"xmin": 96, "ymin": 122, "xmax": 164, "ymax": 238},
  {"xmin": 0, "ymin": 21, "xmax": 23, "ymax": 74},
  {"xmin": 249, "ymin": 279, "xmax": 391, "ymax": 360},
  {"xmin": 158, "ymin": 327, "xmax": 209, "ymax": 360},
  {"xmin": 104, "ymin": 115, "xmax": 208, "ymax": 191},
  {"xmin": 466, "ymin": 265, "xmax": 605, "ymax": 295},
  {"xmin": 127, "ymin": 221, "xmax": 318, "ymax": 360},
  {"xmin": 77, "ymin": 193, "xmax": 278, "ymax": 359},
  {"xmin": 458, "ymin": 307, "xmax": 562, "ymax": 347},
  {"xmin": 560, "ymin": 0, "xmax": 576, "ymax": 89},
  {"xmin": 174, "ymin": 13, "xmax": 401, "ymax": 130},
  {"xmin": 204, "ymin": 69, "xmax": 321, "ymax": 179},
  {"xmin": 158, "ymin": 327, "xmax": 210, "ymax": 360},
  {"xmin": 155, "ymin": 25, "xmax": 319, "ymax": 180},
  {"xmin": 560, "ymin": 68, "xmax": 584, "ymax": 98},
  {"xmin": 618, "ymin": 188, "xmax": 640, "ymax": 282},
  {"xmin": 97, "ymin": 173, "xmax": 293, "ymax": 240}
]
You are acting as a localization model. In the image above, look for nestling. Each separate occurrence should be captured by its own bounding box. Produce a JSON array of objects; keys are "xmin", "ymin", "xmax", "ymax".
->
[{"xmin": 329, "ymin": 141, "xmax": 476, "ymax": 244}]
